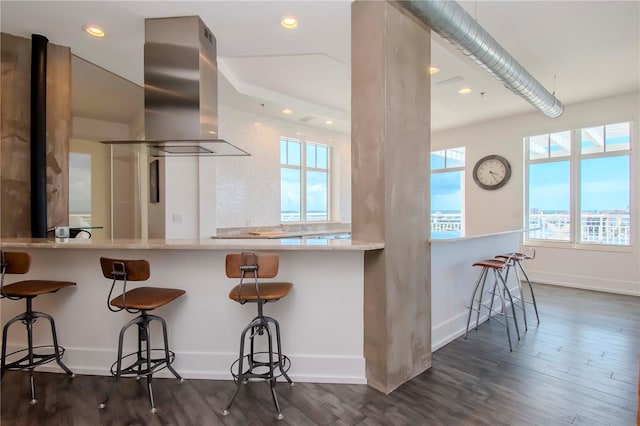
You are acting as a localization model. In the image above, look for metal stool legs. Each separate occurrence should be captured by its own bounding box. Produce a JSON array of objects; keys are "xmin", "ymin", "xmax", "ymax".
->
[
  {"xmin": 496, "ymin": 252, "xmax": 540, "ymax": 325},
  {"xmin": 514, "ymin": 259, "xmax": 540, "ymax": 324},
  {"xmin": 223, "ymin": 308, "xmax": 293, "ymax": 420},
  {"xmin": 1, "ymin": 298, "xmax": 74, "ymax": 404},
  {"xmin": 465, "ymin": 266, "xmax": 520, "ymax": 351},
  {"xmin": 99, "ymin": 312, "xmax": 183, "ymax": 413},
  {"xmin": 503, "ymin": 260, "xmax": 528, "ymax": 331}
]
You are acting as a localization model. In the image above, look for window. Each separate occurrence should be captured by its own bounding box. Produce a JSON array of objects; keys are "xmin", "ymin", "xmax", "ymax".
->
[
  {"xmin": 431, "ymin": 147, "xmax": 465, "ymax": 238},
  {"xmin": 525, "ymin": 122, "xmax": 631, "ymax": 246},
  {"xmin": 280, "ymin": 137, "xmax": 330, "ymax": 222}
]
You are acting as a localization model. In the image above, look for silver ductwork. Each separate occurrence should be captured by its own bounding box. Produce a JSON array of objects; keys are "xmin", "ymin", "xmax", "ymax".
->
[
  {"xmin": 400, "ymin": 0, "xmax": 564, "ymax": 118},
  {"xmin": 103, "ymin": 16, "xmax": 249, "ymax": 156}
]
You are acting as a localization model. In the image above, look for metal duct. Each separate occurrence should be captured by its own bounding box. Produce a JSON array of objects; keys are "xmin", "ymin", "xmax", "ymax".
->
[{"xmin": 400, "ymin": 0, "xmax": 564, "ymax": 118}]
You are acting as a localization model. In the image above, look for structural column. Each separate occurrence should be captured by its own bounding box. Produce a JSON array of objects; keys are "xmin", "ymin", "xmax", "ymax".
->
[
  {"xmin": 351, "ymin": 1, "xmax": 431, "ymax": 393},
  {"xmin": 1, "ymin": 33, "xmax": 70, "ymax": 238}
]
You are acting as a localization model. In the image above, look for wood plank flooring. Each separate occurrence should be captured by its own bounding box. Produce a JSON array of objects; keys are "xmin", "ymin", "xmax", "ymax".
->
[{"xmin": 2, "ymin": 283, "xmax": 638, "ymax": 425}]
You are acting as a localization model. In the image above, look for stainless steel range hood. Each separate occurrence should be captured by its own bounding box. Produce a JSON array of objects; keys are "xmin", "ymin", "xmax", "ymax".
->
[{"xmin": 102, "ymin": 16, "xmax": 249, "ymax": 157}]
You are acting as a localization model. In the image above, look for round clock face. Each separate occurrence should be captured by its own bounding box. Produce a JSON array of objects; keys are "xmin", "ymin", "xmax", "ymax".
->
[{"xmin": 472, "ymin": 155, "xmax": 512, "ymax": 190}]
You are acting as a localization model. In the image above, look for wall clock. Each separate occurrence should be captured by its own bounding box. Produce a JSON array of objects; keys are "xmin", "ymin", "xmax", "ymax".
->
[{"xmin": 472, "ymin": 155, "xmax": 511, "ymax": 190}]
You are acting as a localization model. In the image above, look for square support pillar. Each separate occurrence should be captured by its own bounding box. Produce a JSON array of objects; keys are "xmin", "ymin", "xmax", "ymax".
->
[{"xmin": 351, "ymin": 1, "xmax": 432, "ymax": 393}]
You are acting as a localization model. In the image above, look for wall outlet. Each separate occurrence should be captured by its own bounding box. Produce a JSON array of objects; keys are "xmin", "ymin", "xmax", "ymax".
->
[{"xmin": 172, "ymin": 213, "xmax": 183, "ymax": 224}]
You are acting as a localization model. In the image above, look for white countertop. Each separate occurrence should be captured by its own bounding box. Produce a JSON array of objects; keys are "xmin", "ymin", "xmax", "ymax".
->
[{"xmin": 1, "ymin": 237, "xmax": 384, "ymax": 251}]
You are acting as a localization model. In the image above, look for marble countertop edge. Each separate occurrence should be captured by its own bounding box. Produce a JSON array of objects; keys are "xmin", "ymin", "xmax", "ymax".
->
[{"xmin": 0, "ymin": 238, "xmax": 384, "ymax": 251}]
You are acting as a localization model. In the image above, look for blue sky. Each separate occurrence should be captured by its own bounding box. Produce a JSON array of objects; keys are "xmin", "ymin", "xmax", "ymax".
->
[
  {"xmin": 430, "ymin": 155, "xmax": 630, "ymax": 214},
  {"xmin": 431, "ymin": 171, "xmax": 463, "ymax": 212},
  {"xmin": 281, "ymin": 169, "xmax": 328, "ymax": 213},
  {"xmin": 530, "ymin": 156, "xmax": 629, "ymax": 212}
]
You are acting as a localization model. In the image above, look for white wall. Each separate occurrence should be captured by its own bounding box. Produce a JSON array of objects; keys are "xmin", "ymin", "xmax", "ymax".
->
[
  {"xmin": 432, "ymin": 92, "xmax": 640, "ymax": 295},
  {"xmin": 216, "ymin": 105, "xmax": 351, "ymax": 229},
  {"xmin": 72, "ymin": 117, "xmax": 138, "ymax": 239},
  {"xmin": 69, "ymin": 139, "xmax": 111, "ymax": 240}
]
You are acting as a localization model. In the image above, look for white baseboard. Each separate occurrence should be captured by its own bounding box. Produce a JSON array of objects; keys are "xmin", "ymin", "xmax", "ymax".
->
[
  {"xmin": 527, "ymin": 270, "xmax": 640, "ymax": 296},
  {"xmin": 431, "ymin": 285, "xmax": 522, "ymax": 351},
  {"xmin": 4, "ymin": 345, "xmax": 366, "ymax": 384},
  {"xmin": 432, "ymin": 311, "xmax": 491, "ymax": 352}
]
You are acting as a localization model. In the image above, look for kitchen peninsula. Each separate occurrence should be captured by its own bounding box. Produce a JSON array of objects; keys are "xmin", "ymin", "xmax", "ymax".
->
[
  {"xmin": 430, "ymin": 229, "xmax": 525, "ymax": 349},
  {"xmin": 1, "ymin": 227, "xmax": 524, "ymax": 385},
  {"xmin": 0, "ymin": 237, "xmax": 383, "ymax": 384}
]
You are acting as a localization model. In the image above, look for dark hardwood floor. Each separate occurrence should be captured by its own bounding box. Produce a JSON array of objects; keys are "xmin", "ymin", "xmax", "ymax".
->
[{"xmin": 2, "ymin": 284, "xmax": 638, "ymax": 425}]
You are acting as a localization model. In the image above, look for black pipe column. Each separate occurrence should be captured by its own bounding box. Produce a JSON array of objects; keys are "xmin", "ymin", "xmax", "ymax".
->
[{"xmin": 30, "ymin": 34, "xmax": 48, "ymax": 238}]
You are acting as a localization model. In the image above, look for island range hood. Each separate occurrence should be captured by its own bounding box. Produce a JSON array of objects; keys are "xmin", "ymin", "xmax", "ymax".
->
[{"xmin": 103, "ymin": 16, "xmax": 249, "ymax": 157}]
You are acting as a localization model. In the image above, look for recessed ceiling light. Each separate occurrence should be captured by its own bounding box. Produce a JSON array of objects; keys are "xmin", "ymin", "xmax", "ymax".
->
[
  {"xmin": 83, "ymin": 25, "xmax": 105, "ymax": 37},
  {"xmin": 458, "ymin": 87, "xmax": 472, "ymax": 95},
  {"xmin": 254, "ymin": 122, "xmax": 263, "ymax": 127},
  {"xmin": 282, "ymin": 109, "xmax": 293, "ymax": 115},
  {"xmin": 296, "ymin": 132, "xmax": 303, "ymax": 136},
  {"xmin": 281, "ymin": 15, "xmax": 298, "ymax": 29},
  {"xmin": 325, "ymin": 120, "xmax": 334, "ymax": 125},
  {"xmin": 207, "ymin": 130, "xmax": 217, "ymax": 135},
  {"xmin": 429, "ymin": 66, "xmax": 439, "ymax": 75}
]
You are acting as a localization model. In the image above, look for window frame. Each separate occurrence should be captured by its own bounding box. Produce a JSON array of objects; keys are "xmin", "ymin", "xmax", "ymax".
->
[
  {"xmin": 524, "ymin": 122, "xmax": 633, "ymax": 250},
  {"xmin": 280, "ymin": 137, "xmax": 331, "ymax": 223}
]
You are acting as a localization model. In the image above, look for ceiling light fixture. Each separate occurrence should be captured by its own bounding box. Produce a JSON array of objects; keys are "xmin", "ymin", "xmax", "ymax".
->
[
  {"xmin": 458, "ymin": 87, "xmax": 472, "ymax": 95},
  {"xmin": 325, "ymin": 120, "xmax": 334, "ymax": 125},
  {"xmin": 429, "ymin": 66, "xmax": 439, "ymax": 75},
  {"xmin": 281, "ymin": 15, "xmax": 298, "ymax": 29},
  {"xmin": 83, "ymin": 25, "xmax": 105, "ymax": 37},
  {"xmin": 282, "ymin": 109, "xmax": 293, "ymax": 114}
]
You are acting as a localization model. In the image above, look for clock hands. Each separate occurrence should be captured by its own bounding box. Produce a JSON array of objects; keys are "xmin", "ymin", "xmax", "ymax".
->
[{"xmin": 473, "ymin": 155, "xmax": 511, "ymax": 190}]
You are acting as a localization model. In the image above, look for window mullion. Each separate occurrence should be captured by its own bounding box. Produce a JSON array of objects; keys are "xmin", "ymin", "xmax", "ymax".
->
[
  {"xmin": 327, "ymin": 147, "xmax": 331, "ymax": 222},
  {"xmin": 572, "ymin": 128, "xmax": 580, "ymax": 245},
  {"xmin": 301, "ymin": 142, "xmax": 307, "ymax": 222},
  {"xmin": 524, "ymin": 138, "xmax": 530, "ymax": 242}
]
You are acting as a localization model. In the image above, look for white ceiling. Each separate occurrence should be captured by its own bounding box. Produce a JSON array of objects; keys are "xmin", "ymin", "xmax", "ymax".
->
[{"xmin": 1, "ymin": 1, "xmax": 638, "ymax": 135}]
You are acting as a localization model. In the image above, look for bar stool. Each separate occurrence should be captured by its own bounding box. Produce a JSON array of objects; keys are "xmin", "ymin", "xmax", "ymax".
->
[
  {"xmin": 495, "ymin": 249, "xmax": 539, "ymax": 325},
  {"xmin": 0, "ymin": 251, "xmax": 75, "ymax": 404},
  {"xmin": 98, "ymin": 257, "xmax": 185, "ymax": 413},
  {"xmin": 222, "ymin": 252, "xmax": 294, "ymax": 421},
  {"xmin": 465, "ymin": 258, "xmax": 521, "ymax": 351}
]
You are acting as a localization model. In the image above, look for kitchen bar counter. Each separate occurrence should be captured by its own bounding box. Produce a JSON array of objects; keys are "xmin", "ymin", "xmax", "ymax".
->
[
  {"xmin": 1, "ymin": 231, "xmax": 526, "ymax": 383},
  {"xmin": 1, "ymin": 237, "xmax": 382, "ymax": 251},
  {"xmin": 0, "ymin": 238, "xmax": 382, "ymax": 385},
  {"xmin": 430, "ymin": 229, "xmax": 524, "ymax": 350}
]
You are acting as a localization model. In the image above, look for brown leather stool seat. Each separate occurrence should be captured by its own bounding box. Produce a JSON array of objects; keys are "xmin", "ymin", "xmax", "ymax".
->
[
  {"xmin": 2, "ymin": 280, "xmax": 75, "ymax": 297},
  {"xmin": 464, "ymin": 257, "xmax": 521, "ymax": 351},
  {"xmin": 110, "ymin": 287, "xmax": 185, "ymax": 310},
  {"xmin": 98, "ymin": 257, "xmax": 185, "ymax": 414},
  {"xmin": 1, "ymin": 251, "xmax": 75, "ymax": 405},
  {"xmin": 228, "ymin": 282, "xmax": 292, "ymax": 303},
  {"xmin": 222, "ymin": 252, "xmax": 294, "ymax": 421},
  {"xmin": 494, "ymin": 249, "xmax": 540, "ymax": 325}
]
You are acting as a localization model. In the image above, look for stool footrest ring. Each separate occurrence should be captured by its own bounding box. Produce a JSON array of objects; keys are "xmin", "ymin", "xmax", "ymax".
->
[
  {"xmin": 109, "ymin": 349, "xmax": 175, "ymax": 378},
  {"xmin": 2, "ymin": 345, "xmax": 65, "ymax": 371},
  {"xmin": 230, "ymin": 351, "xmax": 291, "ymax": 383}
]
